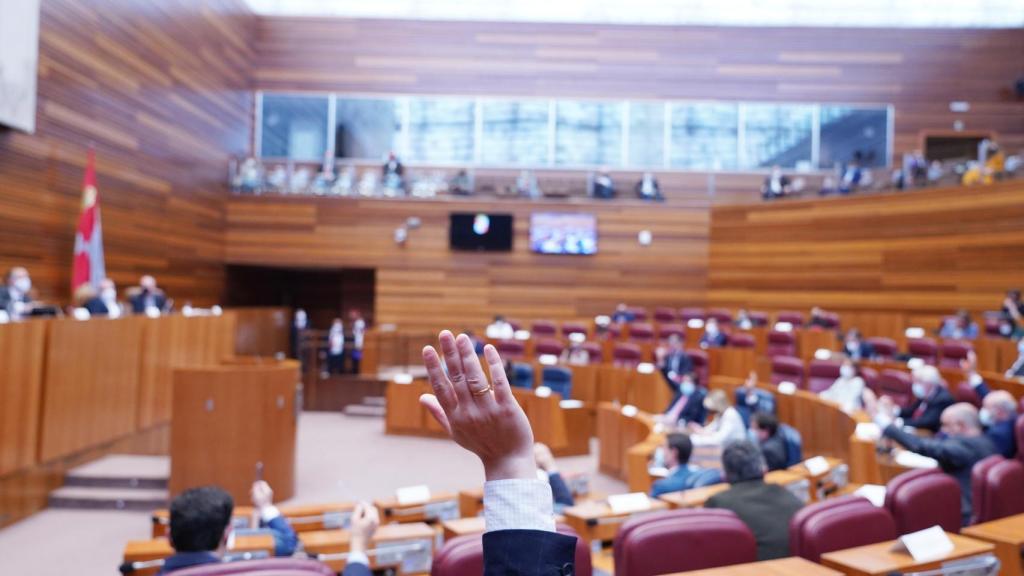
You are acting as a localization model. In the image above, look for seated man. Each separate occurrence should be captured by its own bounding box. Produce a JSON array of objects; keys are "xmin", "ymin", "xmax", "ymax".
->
[
  {"xmin": 705, "ymin": 441, "xmax": 804, "ymax": 560},
  {"xmin": 161, "ymin": 484, "xmax": 373, "ymax": 575},
  {"xmin": 611, "ymin": 302, "xmax": 635, "ymax": 324},
  {"xmin": 534, "ymin": 443, "xmax": 574, "ymax": 509},
  {"xmin": 699, "ymin": 318, "xmax": 727, "ymax": 349},
  {"xmin": 250, "ymin": 480, "xmax": 298, "ymax": 557},
  {"xmin": 751, "ymin": 413, "xmax": 788, "ymax": 472},
  {"xmin": 129, "ymin": 275, "xmax": 167, "ymax": 315},
  {"xmin": 0, "ymin": 266, "xmax": 34, "ymax": 320},
  {"xmin": 650, "ymin": 432, "xmax": 713, "ymax": 497},
  {"xmin": 662, "ymin": 374, "xmax": 707, "ymax": 427},
  {"xmin": 880, "ymin": 403, "xmax": 997, "ymax": 526},
  {"xmin": 84, "ymin": 278, "xmax": 124, "ymax": 318},
  {"xmin": 879, "ymin": 365, "xmax": 954, "ymax": 433},
  {"xmin": 485, "ymin": 315, "xmax": 514, "ymax": 340},
  {"xmin": 979, "ymin": 390, "xmax": 1018, "ymax": 458}
]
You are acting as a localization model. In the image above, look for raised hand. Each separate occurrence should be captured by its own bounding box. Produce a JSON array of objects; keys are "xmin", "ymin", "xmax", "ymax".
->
[
  {"xmin": 349, "ymin": 502, "xmax": 379, "ymax": 555},
  {"xmin": 419, "ymin": 331, "xmax": 536, "ymax": 481}
]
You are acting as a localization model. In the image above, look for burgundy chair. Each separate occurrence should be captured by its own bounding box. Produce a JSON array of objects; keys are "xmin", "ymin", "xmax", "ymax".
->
[
  {"xmin": 613, "ymin": 343, "xmax": 642, "ymax": 368},
  {"xmin": 433, "ymin": 526, "xmax": 592, "ymax": 576},
  {"xmin": 748, "ymin": 311, "xmax": 769, "ymax": 327},
  {"xmin": 532, "ymin": 320, "xmax": 558, "ymax": 337},
  {"xmin": 940, "ymin": 340, "xmax": 973, "ymax": 368},
  {"xmin": 494, "ymin": 339, "xmax": 526, "ymax": 360},
  {"xmin": 789, "ymin": 496, "xmax": 897, "ymax": 563},
  {"xmin": 535, "ymin": 338, "xmax": 565, "ymax": 358},
  {"xmin": 629, "ymin": 307, "xmax": 649, "ymax": 322},
  {"xmin": 818, "ymin": 312, "xmax": 841, "ymax": 330},
  {"xmin": 729, "ymin": 332, "xmax": 755, "ymax": 348},
  {"xmin": 562, "ymin": 322, "xmax": 589, "ymax": 339},
  {"xmin": 906, "ymin": 337, "xmax": 939, "ymax": 365},
  {"xmin": 707, "ymin": 308, "xmax": 733, "ymax": 325},
  {"xmin": 885, "ymin": 469, "xmax": 962, "ymax": 535},
  {"xmin": 776, "ymin": 311, "xmax": 806, "ymax": 327},
  {"xmin": 628, "ymin": 323, "xmax": 655, "ymax": 342},
  {"xmin": 507, "ymin": 319, "xmax": 523, "ymax": 332},
  {"xmin": 878, "ymin": 369, "xmax": 913, "ymax": 409},
  {"xmin": 614, "ymin": 509, "xmax": 756, "ymax": 576},
  {"xmin": 955, "ymin": 382, "xmax": 982, "ymax": 408},
  {"xmin": 865, "ymin": 337, "xmax": 898, "ymax": 361},
  {"xmin": 976, "ymin": 459, "xmax": 1024, "ymax": 523},
  {"xmin": 679, "ymin": 307, "xmax": 706, "ymax": 323},
  {"xmin": 605, "ymin": 323, "xmax": 622, "ymax": 338},
  {"xmin": 771, "ymin": 356, "xmax": 805, "ymax": 388},
  {"xmin": 581, "ymin": 341, "xmax": 604, "ymax": 364},
  {"xmin": 807, "ymin": 359, "xmax": 842, "ymax": 394},
  {"xmin": 654, "ymin": 307, "xmax": 678, "ymax": 323},
  {"xmin": 970, "ymin": 455, "xmax": 1005, "ymax": 525},
  {"xmin": 766, "ymin": 330, "xmax": 797, "ymax": 358},
  {"xmin": 984, "ymin": 313, "xmax": 1003, "ymax": 337},
  {"xmin": 686, "ymin": 349, "xmax": 709, "ymax": 385},
  {"xmin": 1017, "ymin": 414, "xmax": 1024, "ymax": 464},
  {"xmin": 859, "ymin": 366, "xmax": 880, "ymax": 395},
  {"xmin": 174, "ymin": 559, "xmax": 335, "ymax": 576},
  {"xmin": 657, "ymin": 323, "xmax": 686, "ymax": 340}
]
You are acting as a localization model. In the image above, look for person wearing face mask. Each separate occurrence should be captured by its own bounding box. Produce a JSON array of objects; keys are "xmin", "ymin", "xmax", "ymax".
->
[
  {"xmin": 129, "ymin": 275, "xmax": 167, "ymax": 315},
  {"xmin": 880, "ymin": 403, "xmax": 997, "ymax": 526},
  {"xmin": 700, "ymin": 318, "xmax": 728, "ymax": 349},
  {"xmin": 819, "ymin": 359, "xmax": 866, "ymax": 413},
  {"xmin": 326, "ymin": 317, "xmax": 345, "ymax": 376},
  {"xmin": 83, "ymin": 278, "xmax": 123, "ymax": 318},
  {"xmin": 649, "ymin": 433, "xmax": 712, "ymax": 497},
  {"xmin": 635, "ymin": 172, "xmax": 664, "ymax": 201},
  {"xmin": 842, "ymin": 328, "xmax": 874, "ymax": 362},
  {"xmin": 979, "ymin": 390, "xmax": 1018, "ymax": 458},
  {"xmin": 0, "ymin": 267, "xmax": 35, "ymax": 320},
  {"xmin": 761, "ymin": 165, "xmax": 791, "ymax": 200},
  {"xmin": 689, "ymin": 389, "xmax": 747, "ymax": 447},
  {"xmin": 662, "ymin": 373, "xmax": 707, "ymax": 428},
  {"xmin": 877, "ymin": 365, "xmax": 955, "ymax": 434}
]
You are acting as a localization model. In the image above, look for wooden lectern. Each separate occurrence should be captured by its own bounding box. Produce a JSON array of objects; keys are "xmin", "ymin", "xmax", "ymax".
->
[{"xmin": 170, "ymin": 359, "xmax": 300, "ymax": 503}]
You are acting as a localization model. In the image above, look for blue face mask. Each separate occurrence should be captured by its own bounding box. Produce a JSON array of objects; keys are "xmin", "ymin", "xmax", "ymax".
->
[
  {"xmin": 912, "ymin": 383, "xmax": 927, "ymax": 399},
  {"xmin": 681, "ymin": 381, "xmax": 696, "ymax": 397}
]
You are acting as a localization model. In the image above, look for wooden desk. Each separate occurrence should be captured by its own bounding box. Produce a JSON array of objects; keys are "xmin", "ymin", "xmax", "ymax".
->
[
  {"xmin": 962, "ymin": 513, "xmax": 1024, "ymax": 576},
  {"xmin": 152, "ymin": 502, "xmax": 355, "ymax": 537},
  {"xmin": 789, "ymin": 457, "xmax": 847, "ymax": 502},
  {"xmin": 123, "ymin": 534, "xmax": 274, "ymax": 576},
  {"xmin": 659, "ymin": 469, "xmax": 810, "ymax": 509},
  {"xmin": 798, "ymin": 328, "xmax": 839, "ymax": 364},
  {"xmin": 441, "ymin": 516, "xmax": 486, "ymax": 540},
  {"xmin": 819, "ymin": 532, "xmax": 995, "ymax": 576},
  {"xmin": 709, "ymin": 346, "xmax": 757, "ymax": 379},
  {"xmin": 375, "ymin": 492, "xmax": 458, "ymax": 524},
  {"xmin": 299, "ymin": 523, "xmax": 434, "ymax": 575},
  {"xmin": 563, "ymin": 497, "xmax": 670, "ymax": 543},
  {"xmin": 670, "ymin": 557, "xmax": 843, "ymax": 575}
]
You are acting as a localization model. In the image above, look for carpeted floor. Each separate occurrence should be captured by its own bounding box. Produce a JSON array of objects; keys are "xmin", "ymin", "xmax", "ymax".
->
[{"xmin": 0, "ymin": 412, "xmax": 623, "ymax": 576}]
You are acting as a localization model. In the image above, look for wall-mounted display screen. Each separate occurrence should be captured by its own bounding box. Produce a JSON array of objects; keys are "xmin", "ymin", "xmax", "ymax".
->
[
  {"xmin": 449, "ymin": 213, "xmax": 513, "ymax": 252},
  {"xmin": 530, "ymin": 213, "xmax": 597, "ymax": 255}
]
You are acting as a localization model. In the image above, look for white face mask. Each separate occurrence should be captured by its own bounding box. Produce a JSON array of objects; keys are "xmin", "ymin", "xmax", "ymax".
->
[
  {"xmin": 101, "ymin": 288, "xmax": 116, "ymax": 301},
  {"xmin": 13, "ymin": 277, "xmax": 31, "ymax": 293},
  {"xmin": 706, "ymin": 324, "xmax": 719, "ymax": 336},
  {"xmin": 912, "ymin": 383, "xmax": 927, "ymax": 399},
  {"xmin": 680, "ymin": 381, "xmax": 696, "ymax": 397},
  {"xmin": 979, "ymin": 408, "xmax": 993, "ymax": 427},
  {"xmin": 840, "ymin": 365, "xmax": 855, "ymax": 379}
]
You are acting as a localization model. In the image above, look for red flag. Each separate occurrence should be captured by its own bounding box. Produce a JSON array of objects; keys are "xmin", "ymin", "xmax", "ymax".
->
[{"xmin": 72, "ymin": 148, "xmax": 106, "ymax": 293}]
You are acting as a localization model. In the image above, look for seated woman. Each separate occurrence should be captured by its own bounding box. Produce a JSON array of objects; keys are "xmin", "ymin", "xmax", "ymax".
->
[
  {"xmin": 819, "ymin": 359, "xmax": 867, "ymax": 413},
  {"xmin": 689, "ymin": 389, "xmax": 746, "ymax": 447}
]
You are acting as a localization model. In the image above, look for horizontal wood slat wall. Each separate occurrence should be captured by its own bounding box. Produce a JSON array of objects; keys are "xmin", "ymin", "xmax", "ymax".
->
[
  {"xmin": 708, "ymin": 181, "xmax": 1024, "ymax": 317},
  {"xmin": 0, "ymin": 0, "xmax": 254, "ymax": 306},
  {"xmin": 226, "ymin": 196, "xmax": 708, "ymax": 329}
]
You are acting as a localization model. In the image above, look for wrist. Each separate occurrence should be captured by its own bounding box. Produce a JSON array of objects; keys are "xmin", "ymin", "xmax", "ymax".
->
[
  {"xmin": 350, "ymin": 536, "xmax": 367, "ymax": 554},
  {"xmin": 482, "ymin": 453, "xmax": 536, "ymax": 481}
]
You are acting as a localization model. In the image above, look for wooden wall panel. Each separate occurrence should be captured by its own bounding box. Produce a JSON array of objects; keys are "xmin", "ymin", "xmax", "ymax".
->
[
  {"xmin": 234, "ymin": 306, "xmax": 291, "ymax": 357},
  {"xmin": 0, "ymin": 322, "xmax": 47, "ymax": 476},
  {"xmin": 226, "ymin": 196, "xmax": 709, "ymax": 330},
  {"xmin": 708, "ymin": 180, "xmax": 1024, "ymax": 318},
  {"xmin": 0, "ymin": 0, "xmax": 254, "ymax": 306},
  {"xmin": 38, "ymin": 317, "xmax": 146, "ymax": 461}
]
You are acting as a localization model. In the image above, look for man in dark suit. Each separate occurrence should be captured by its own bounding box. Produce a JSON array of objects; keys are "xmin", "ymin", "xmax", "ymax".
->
[
  {"xmin": 705, "ymin": 440, "xmax": 804, "ymax": 560},
  {"xmin": 882, "ymin": 403, "xmax": 997, "ymax": 525},
  {"xmin": 842, "ymin": 328, "xmax": 874, "ymax": 361},
  {"xmin": 659, "ymin": 334, "xmax": 695, "ymax": 385},
  {"xmin": 979, "ymin": 390, "xmax": 1018, "ymax": 458},
  {"xmin": 894, "ymin": 365, "xmax": 956, "ymax": 433},
  {"xmin": 751, "ymin": 413, "xmax": 788, "ymax": 471},
  {"xmin": 700, "ymin": 318, "xmax": 728, "ymax": 349},
  {"xmin": 83, "ymin": 278, "xmax": 123, "ymax": 318},
  {"xmin": 0, "ymin": 266, "xmax": 34, "ymax": 320},
  {"xmin": 650, "ymin": 433, "xmax": 717, "ymax": 497},
  {"xmin": 129, "ymin": 275, "xmax": 168, "ymax": 314}
]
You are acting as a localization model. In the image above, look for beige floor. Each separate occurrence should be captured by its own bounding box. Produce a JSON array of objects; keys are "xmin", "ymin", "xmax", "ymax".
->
[{"xmin": 0, "ymin": 412, "xmax": 623, "ymax": 576}]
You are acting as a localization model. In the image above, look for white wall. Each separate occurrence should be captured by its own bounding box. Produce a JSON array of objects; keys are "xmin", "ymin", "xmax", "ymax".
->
[{"xmin": 0, "ymin": 0, "xmax": 40, "ymax": 133}]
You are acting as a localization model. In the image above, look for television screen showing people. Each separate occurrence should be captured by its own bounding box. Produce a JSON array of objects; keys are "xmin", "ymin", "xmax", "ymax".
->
[{"xmin": 529, "ymin": 213, "xmax": 598, "ymax": 255}]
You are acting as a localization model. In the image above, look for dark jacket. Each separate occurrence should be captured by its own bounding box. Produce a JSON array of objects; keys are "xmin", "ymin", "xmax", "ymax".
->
[
  {"xmin": 700, "ymin": 332, "xmax": 728, "ymax": 348},
  {"xmin": 483, "ymin": 530, "xmax": 577, "ymax": 575},
  {"xmin": 0, "ymin": 286, "xmax": 30, "ymax": 314},
  {"xmin": 660, "ymin": 351, "xmax": 694, "ymax": 382},
  {"xmin": 883, "ymin": 425, "xmax": 997, "ymax": 525},
  {"xmin": 760, "ymin": 433, "xmax": 789, "ymax": 472},
  {"xmin": 901, "ymin": 387, "xmax": 956, "ymax": 433},
  {"xmin": 705, "ymin": 479, "xmax": 804, "ymax": 560},
  {"xmin": 843, "ymin": 340, "xmax": 874, "ymax": 362},
  {"xmin": 548, "ymin": 472, "xmax": 575, "ymax": 509},
  {"xmin": 987, "ymin": 419, "xmax": 1017, "ymax": 459},
  {"xmin": 84, "ymin": 297, "xmax": 121, "ymax": 317},
  {"xmin": 129, "ymin": 289, "xmax": 167, "ymax": 314},
  {"xmin": 665, "ymin": 387, "xmax": 708, "ymax": 426}
]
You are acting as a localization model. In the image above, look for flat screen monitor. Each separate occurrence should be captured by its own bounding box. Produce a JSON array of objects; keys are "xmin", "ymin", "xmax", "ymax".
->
[
  {"xmin": 449, "ymin": 213, "xmax": 513, "ymax": 252},
  {"xmin": 530, "ymin": 213, "xmax": 597, "ymax": 255}
]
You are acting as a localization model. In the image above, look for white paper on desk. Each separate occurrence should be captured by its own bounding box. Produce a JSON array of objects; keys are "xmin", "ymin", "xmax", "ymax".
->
[
  {"xmin": 621, "ymin": 404, "xmax": 639, "ymax": 417},
  {"xmin": 890, "ymin": 525, "xmax": 954, "ymax": 562},
  {"xmin": 804, "ymin": 456, "xmax": 831, "ymax": 476},
  {"xmin": 560, "ymin": 399, "xmax": 584, "ymax": 409},
  {"xmin": 854, "ymin": 484, "xmax": 887, "ymax": 507},
  {"xmin": 894, "ymin": 450, "xmax": 939, "ymax": 469},
  {"xmin": 637, "ymin": 362, "xmax": 655, "ymax": 374},
  {"xmin": 396, "ymin": 485, "xmax": 431, "ymax": 505},
  {"xmin": 534, "ymin": 386, "xmax": 553, "ymax": 398},
  {"xmin": 855, "ymin": 422, "xmax": 881, "ymax": 441},
  {"xmin": 608, "ymin": 493, "xmax": 651, "ymax": 514},
  {"xmin": 777, "ymin": 381, "xmax": 797, "ymax": 395}
]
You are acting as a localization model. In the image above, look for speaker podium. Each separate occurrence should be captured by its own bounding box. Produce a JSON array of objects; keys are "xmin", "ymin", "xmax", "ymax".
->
[{"xmin": 169, "ymin": 359, "xmax": 300, "ymax": 503}]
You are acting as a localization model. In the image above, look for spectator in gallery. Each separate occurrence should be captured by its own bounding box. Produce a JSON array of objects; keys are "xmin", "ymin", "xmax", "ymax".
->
[
  {"xmin": 533, "ymin": 443, "xmax": 574, "ymax": 510},
  {"xmin": 635, "ymin": 172, "xmax": 664, "ymax": 201},
  {"xmin": 515, "ymin": 169, "xmax": 541, "ymax": 199},
  {"xmin": 381, "ymin": 151, "xmax": 405, "ymax": 191},
  {"xmin": 326, "ymin": 318, "xmax": 345, "ymax": 376},
  {"xmin": 348, "ymin": 308, "xmax": 367, "ymax": 374},
  {"xmin": 0, "ymin": 266, "xmax": 35, "ymax": 321},
  {"xmin": 592, "ymin": 168, "xmax": 616, "ymax": 199},
  {"xmin": 485, "ymin": 315, "xmax": 515, "ymax": 340},
  {"xmin": 939, "ymin": 309, "xmax": 979, "ymax": 340},
  {"xmin": 84, "ymin": 277, "xmax": 124, "ymax": 319},
  {"xmin": 699, "ymin": 318, "xmax": 727, "ymax": 348},
  {"xmin": 839, "ymin": 152, "xmax": 865, "ymax": 194},
  {"xmin": 761, "ymin": 165, "xmax": 791, "ymax": 200},
  {"xmin": 128, "ymin": 275, "xmax": 167, "ymax": 315},
  {"xmin": 927, "ymin": 160, "xmax": 945, "ymax": 184},
  {"xmin": 818, "ymin": 176, "xmax": 838, "ymax": 196},
  {"xmin": 331, "ymin": 165, "xmax": 355, "ymax": 196},
  {"xmin": 448, "ymin": 169, "xmax": 473, "ymax": 195}
]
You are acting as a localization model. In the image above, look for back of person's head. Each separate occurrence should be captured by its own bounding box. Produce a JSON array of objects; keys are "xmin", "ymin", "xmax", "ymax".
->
[
  {"xmin": 982, "ymin": 390, "xmax": 1017, "ymax": 421},
  {"xmin": 667, "ymin": 432, "xmax": 693, "ymax": 466},
  {"xmin": 169, "ymin": 486, "xmax": 234, "ymax": 553},
  {"xmin": 703, "ymin": 389, "xmax": 730, "ymax": 415},
  {"xmin": 721, "ymin": 440, "xmax": 766, "ymax": 484},
  {"xmin": 753, "ymin": 413, "xmax": 779, "ymax": 438},
  {"xmin": 940, "ymin": 403, "xmax": 982, "ymax": 437}
]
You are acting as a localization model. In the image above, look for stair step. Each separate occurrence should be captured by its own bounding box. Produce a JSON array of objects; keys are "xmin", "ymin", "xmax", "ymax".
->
[
  {"xmin": 64, "ymin": 455, "xmax": 168, "ymax": 490},
  {"xmin": 343, "ymin": 405, "xmax": 386, "ymax": 417},
  {"xmin": 362, "ymin": 396, "xmax": 386, "ymax": 407},
  {"xmin": 48, "ymin": 486, "xmax": 168, "ymax": 511}
]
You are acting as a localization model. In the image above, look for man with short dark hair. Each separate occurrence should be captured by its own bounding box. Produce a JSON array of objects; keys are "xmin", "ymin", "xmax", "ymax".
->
[
  {"xmin": 705, "ymin": 441, "xmax": 804, "ymax": 560},
  {"xmin": 650, "ymin": 433, "xmax": 711, "ymax": 497},
  {"xmin": 751, "ymin": 413, "xmax": 787, "ymax": 471}
]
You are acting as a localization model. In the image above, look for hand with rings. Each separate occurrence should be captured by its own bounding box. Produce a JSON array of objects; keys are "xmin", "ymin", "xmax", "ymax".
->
[{"xmin": 420, "ymin": 331, "xmax": 536, "ymax": 481}]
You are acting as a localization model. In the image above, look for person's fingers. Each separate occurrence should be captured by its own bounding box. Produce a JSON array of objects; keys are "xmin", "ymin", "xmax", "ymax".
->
[
  {"xmin": 422, "ymin": 345, "xmax": 458, "ymax": 413},
  {"xmin": 483, "ymin": 345, "xmax": 515, "ymax": 404},
  {"xmin": 457, "ymin": 333, "xmax": 494, "ymax": 402},
  {"xmin": 439, "ymin": 331, "xmax": 472, "ymax": 403},
  {"xmin": 420, "ymin": 394, "xmax": 453, "ymax": 436}
]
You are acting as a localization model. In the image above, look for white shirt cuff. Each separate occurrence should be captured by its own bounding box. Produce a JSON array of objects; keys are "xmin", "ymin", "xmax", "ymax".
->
[
  {"xmin": 484, "ymin": 478, "xmax": 556, "ymax": 533},
  {"xmin": 348, "ymin": 551, "xmax": 369, "ymax": 566},
  {"xmin": 259, "ymin": 505, "xmax": 281, "ymax": 522}
]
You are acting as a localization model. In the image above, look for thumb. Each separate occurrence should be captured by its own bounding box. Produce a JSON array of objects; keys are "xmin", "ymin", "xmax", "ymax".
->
[{"xmin": 420, "ymin": 394, "xmax": 453, "ymax": 436}]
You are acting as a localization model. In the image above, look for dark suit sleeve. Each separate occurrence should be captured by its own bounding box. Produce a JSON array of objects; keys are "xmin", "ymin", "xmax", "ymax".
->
[
  {"xmin": 341, "ymin": 562, "xmax": 373, "ymax": 576},
  {"xmin": 975, "ymin": 381, "xmax": 991, "ymax": 399},
  {"xmin": 483, "ymin": 530, "xmax": 577, "ymax": 576},
  {"xmin": 883, "ymin": 425, "xmax": 976, "ymax": 469},
  {"xmin": 902, "ymin": 392, "xmax": 954, "ymax": 432},
  {"xmin": 548, "ymin": 472, "xmax": 575, "ymax": 507},
  {"xmin": 263, "ymin": 516, "xmax": 298, "ymax": 557}
]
